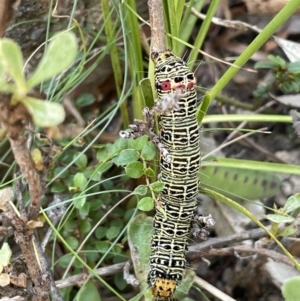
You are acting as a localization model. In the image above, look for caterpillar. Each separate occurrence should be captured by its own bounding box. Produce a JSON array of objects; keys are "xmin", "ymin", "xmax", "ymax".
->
[
  {"xmin": 120, "ymin": 50, "xmax": 214, "ymax": 299},
  {"xmin": 147, "ymin": 51, "xmax": 200, "ymax": 299}
]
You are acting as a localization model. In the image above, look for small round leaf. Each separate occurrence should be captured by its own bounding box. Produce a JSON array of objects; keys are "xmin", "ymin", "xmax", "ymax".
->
[
  {"xmin": 141, "ymin": 141, "xmax": 157, "ymax": 160},
  {"xmin": 138, "ymin": 197, "xmax": 154, "ymax": 211},
  {"xmin": 27, "ymin": 32, "xmax": 77, "ymax": 89},
  {"xmin": 125, "ymin": 161, "xmax": 143, "ymax": 179},
  {"xmin": 133, "ymin": 185, "xmax": 148, "ymax": 196},
  {"xmin": 0, "ymin": 39, "xmax": 26, "ymax": 92},
  {"xmin": 21, "ymin": 97, "xmax": 65, "ymax": 127}
]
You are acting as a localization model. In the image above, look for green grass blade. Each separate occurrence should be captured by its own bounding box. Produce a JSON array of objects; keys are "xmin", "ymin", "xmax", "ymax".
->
[
  {"xmin": 122, "ymin": 0, "xmax": 144, "ymax": 119},
  {"xmin": 179, "ymin": 0, "xmax": 205, "ymax": 56},
  {"xmin": 200, "ymin": 164, "xmax": 280, "ymax": 200},
  {"xmin": 101, "ymin": 0, "xmax": 129, "ymax": 127},
  {"xmin": 188, "ymin": 0, "xmax": 221, "ymax": 69},
  {"xmin": 202, "ymin": 157, "xmax": 300, "ymax": 175},
  {"xmin": 202, "ymin": 114, "xmax": 292, "ymax": 124}
]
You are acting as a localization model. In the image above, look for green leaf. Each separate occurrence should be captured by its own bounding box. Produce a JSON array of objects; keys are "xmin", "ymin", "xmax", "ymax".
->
[
  {"xmin": 95, "ymin": 226, "xmax": 107, "ymax": 239},
  {"xmin": 53, "ymin": 166, "xmax": 69, "ymax": 179},
  {"xmin": 125, "ymin": 161, "xmax": 143, "ymax": 179},
  {"xmin": 281, "ymin": 81, "xmax": 295, "ymax": 93},
  {"xmin": 0, "ymin": 39, "xmax": 26, "ymax": 93},
  {"xmin": 294, "ymin": 75, "xmax": 300, "ymax": 86},
  {"xmin": 200, "ymin": 162, "xmax": 281, "ymax": 201},
  {"xmin": 150, "ymin": 181, "xmax": 164, "ymax": 193},
  {"xmin": 282, "ymin": 276, "xmax": 300, "ymax": 301},
  {"xmin": 106, "ymin": 226, "xmax": 121, "ymax": 240},
  {"xmin": 141, "ymin": 141, "xmax": 157, "ymax": 160},
  {"xmin": 73, "ymin": 194, "xmax": 86, "ymax": 209},
  {"xmin": 114, "ymin": 272, "xmax": 127, "ymax": 291},
  {"xmin": 98, "ymin": 162, "xmax": 112, "ymax": 174},
  {"xmin": 113, "ymin": 149, "xmax": 139, "ymax": 166},
  {"xmin": 128, "ymin": 135, "xmax": 148, "ymax": 151},
  {"xmin": 74, "ymin": 154, "xmax": 88, "ymax": 169},
  {"xmin": 265, "ymin": 214, "xmax": 294, "ymax": 223},
  {"xmin": 95, "ymin": 241, "xmax": 110, "ymax": 253},
  {"xmin": 278, "ymin": 224, "xmax": 297, "ymax": 237},
  {"xmin": 174, "ymin": 269, "xmax": 195, "ymax": 299},
  {"xmin": 133, "ymin": 185, "xmax": 147, "ymax": 196},
  {"xmin": 66, "ymin": 236, "xmax": 79, "ymax": 249},
  {"xmin": 291, "ymin": 80, "xmax": 299, "ymax": 93},
  {"xmin": 73, "ymin": 173, "xmax": 87, "ymax": 191},
  {"xmin": 254, "ymin": 61, "xmax": 278, "ymax": 69},
  {"xmin": 112, "ymin": 138, "xmax": 128, "ymax": 153},
  {"xmin": 21, "ymin": 97, "xmax": 65, "ymax": 127},
  {"xmin": 64, "ymin": 219, "xmax": 77, "ymax": 233},
  {"xmin": 27, "ymin": 32, "xmax": 77, "ymax": 89},
  {"xmin": 79, "ymin": 202, "xmax": 90, "ymax": 216},
  {"xmin": 0, "ymin": 61, "xmax": 14, "ymax": 93},
  {"xmin": 138, "ymin": 197, "xmax": 154, "ymax": 211},
  {"xmin": 144, "ymin": 167, "xmax": 155, "ymax": 177},
  {"xmin": 287, "ymin": 61, "xmax": 300, "ymax": 74},
  {"xmin": 77, "ymin": 280, "xmax": 101, "ymax": 301},
  {"xmin": 51, "ymin": 182, "xmax": 66, "ymax": 193},
  {"xmin": 268, "ymin": 55, "xmax": 286, "ymax": 67},
  {"xmin": 140, "ymin": 78, "xmax": 155, "ymax": 108},
  {"xmin": 76, "ymin": 93, "xmax": 96, "ymax": 107},
  {"xmin": 97, "ymin": 146, "xmax": 112, "ymax": 162},
  {"xmin": 284, "ymin": 194, "xmax": 300, "ymax": 213},
  {"xmin": 79, "ymin": 220, "xmax": 91, "ymax": 234},
  {"xmin": 0, "ymin": 243, "xmax": 12, "ymax": 266},
  {"xmin": 127, "ymin": 214, "xmax": 153, "ymax": 285}
]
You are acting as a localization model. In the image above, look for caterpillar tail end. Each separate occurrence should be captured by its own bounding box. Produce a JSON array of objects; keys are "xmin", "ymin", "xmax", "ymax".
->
[{"xmin": 152, "ymin": 278, "xmax": 176, "ymax": 298}]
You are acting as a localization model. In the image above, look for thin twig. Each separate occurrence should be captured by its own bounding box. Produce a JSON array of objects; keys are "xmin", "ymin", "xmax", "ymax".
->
[
  {"xmin": 148, "ymin": 0, "xmax": 166, "ymax": 53},
  {"xmin": 206, "ymin": 245, "xmax": 293, "ymax": 267},
  {"xmin": 188, "ymin": 227, "xmax": 266, "ymax": 253},
  {"xmin": 193, "ymin": 276, "xmax": 237, "ymax": 301}
]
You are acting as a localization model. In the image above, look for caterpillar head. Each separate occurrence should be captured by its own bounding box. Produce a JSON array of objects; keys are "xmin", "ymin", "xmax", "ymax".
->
[
  {"xmin": 151, "ymin": 50, "xmax": 176, "ymax": 66},
  {"xmin": 152, "ymin": 278, "xmax": 176, "ymax": 298}
]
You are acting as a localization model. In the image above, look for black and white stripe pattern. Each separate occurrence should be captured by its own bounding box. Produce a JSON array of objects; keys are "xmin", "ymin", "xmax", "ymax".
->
[{"xmin": 148, "ymin": 51, "xmax": 200, "ymax": 298}]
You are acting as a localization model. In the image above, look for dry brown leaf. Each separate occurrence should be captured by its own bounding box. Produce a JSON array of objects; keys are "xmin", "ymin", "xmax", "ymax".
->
[
  {"xmin": 271, "ymin": 93, "xmax": 300, "ymax": 108},
  {"xmin": 244, "ymin": 0, "xmax": 300, "ymax": 15},
  {"xmin": 0, "ymin": 188, "xmax": 13, "ymax": 211},
  {"xmin": 0, "ymin": 273, "xmax": 10, "ymax": 287},
  {"xmin": 27, "ymin": 220, "xmax": 44, "ymax": 229}
]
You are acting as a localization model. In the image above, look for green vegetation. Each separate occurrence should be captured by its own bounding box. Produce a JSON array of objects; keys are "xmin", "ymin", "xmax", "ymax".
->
[{"xmin": 1, "ymin": 0, "xmax": 300, "ymax": 300}]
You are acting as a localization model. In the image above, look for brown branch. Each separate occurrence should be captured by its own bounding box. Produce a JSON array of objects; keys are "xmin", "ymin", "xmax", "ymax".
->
[
  {"xmin": 0, "ymin": 95, "xmax": 57, "ymax": 300},
  {"xmin": 206, "ymin": 245, "xmax": 293, "ymax": 267},
  {"xmin": 0, "ymin": 262, "xmax": 128, "ymax": 301},
  {"xmin": 187, "ymin": 227, "xmax": 294, "ymax": 267},
  {"xmin": 0, "ymin": 0, "xmax": 21, "ymax": 37},
  {"xmin": 0, "ymin": 96, "xmax": 43, "ymax": 221},
  {"xmin": 148, "ymin": 0, "xmax": 167, "ymax": 53},
  {"xmin": 188, "ymin": 227, "xmax": 267, "ymax": 253},
  {"xmin": 3, "ymin": 210, "xmax": 50, "ymax": 300}
]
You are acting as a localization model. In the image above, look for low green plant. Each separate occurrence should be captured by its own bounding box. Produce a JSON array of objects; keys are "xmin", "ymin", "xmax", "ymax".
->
[
  {"xmin": 254, "ymin": 55, "xmax": 300, "ymax": 100},
  {"xmin": 282, "ymin": 276, "xmax": 300, "ymax": 301},
  {"xmin": 0, "ymin": 31, "xmax": 77, "ymax": 127}
]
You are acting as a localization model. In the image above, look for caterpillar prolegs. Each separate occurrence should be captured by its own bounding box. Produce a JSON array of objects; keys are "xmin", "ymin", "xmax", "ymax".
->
[{"xmin": 120, "ymin": 50, "xmax": 214, "ymax": 298}]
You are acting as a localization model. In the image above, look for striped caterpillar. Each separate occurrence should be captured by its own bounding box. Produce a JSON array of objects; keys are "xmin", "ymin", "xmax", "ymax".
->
[
  {"xmin": 120, "ymin": 50, "xmax": 214, "ymax": 299},
  {"xmin": 148, "ymin": 51, "xmax": 200, "ymax": 298}
]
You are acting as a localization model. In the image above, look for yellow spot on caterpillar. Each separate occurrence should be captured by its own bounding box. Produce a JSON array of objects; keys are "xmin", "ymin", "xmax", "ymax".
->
[{"xmin": 152, "ymin": 278, "xmax": 176, "ymax": 297}]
